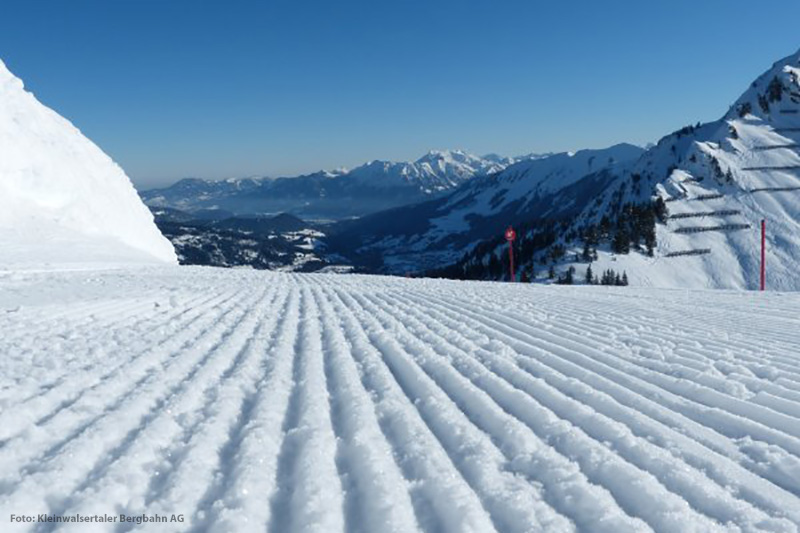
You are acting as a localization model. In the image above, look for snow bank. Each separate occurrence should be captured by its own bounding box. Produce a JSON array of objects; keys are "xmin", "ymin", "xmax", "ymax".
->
[{"xmin": 0, "ymin": 59, "xmax": 177, "ymax": 268}]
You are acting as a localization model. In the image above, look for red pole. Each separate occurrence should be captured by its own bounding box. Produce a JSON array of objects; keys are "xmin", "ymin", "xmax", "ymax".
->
[
  {"xmin": 760, "ymin": 219, "xmax": 766, "ymax": 291},
  {"xmin": 508, "ymin": 241, "xmax": 515, "ymax": 282},
  {"xmin": 504, "ymin": 226, "xmax": 516, "ymax": 282}
]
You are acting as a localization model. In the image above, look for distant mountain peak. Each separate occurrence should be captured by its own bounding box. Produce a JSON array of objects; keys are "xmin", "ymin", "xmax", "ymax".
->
[
  {"xmin": 416, "ymin": 148, "xmax": 468, "ymax": 161},
  {"xmin": 727, "ymin": 48, "xmax": 800, "ymax": 123},
  {"xmin": 142, "ymin": 149, "xmax": 524, "ymax": 219}
]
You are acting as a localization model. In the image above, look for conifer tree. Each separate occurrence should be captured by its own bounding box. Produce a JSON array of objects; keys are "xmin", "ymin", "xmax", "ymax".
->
[
  {"xmin": 582, "ymin": 241, "xmax": 593, "ymax": 262},
  {"xmin": 488, "ymin": 254, "xmax": 501, "ymax": 279},
  {"xmin": 566, "ymin": 266, "xmax": 575, "ymax": 285},
  {"xmin": 612, "ymin": 227, "xmax": 631, "ymax": 254}
]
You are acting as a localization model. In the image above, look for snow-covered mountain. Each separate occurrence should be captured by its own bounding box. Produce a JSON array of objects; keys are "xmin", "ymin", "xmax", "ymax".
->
[
  {"xmin": 346, "ymin": 149, "xmax": 513, "ymax": 193},
  {"xmin": 435, "ymin": 48, "xmax": 800, "ymax": 291},
  {"xmin": 141, "ymin": 150, "xmax": 523, "ymax": 220},
  {"xmin": 0, "ymin": 59, "xmax": 176, "ymax": 267},
  {"xmin": 616, "ymin": 49, "xmax": 800, "ymax": 290},
  {"xmin": 328, "ymin": 144, "xmax": 644, "ymax": 273}
]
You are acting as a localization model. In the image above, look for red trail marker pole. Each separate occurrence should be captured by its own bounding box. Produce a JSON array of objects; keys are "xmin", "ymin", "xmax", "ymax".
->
[
  {"xmin": 505, "ymin": 226, "xmax": 516, "ymax": 282},
  {"xmin": 760, "ymin": 219, "xmax": 766, "ymax": 291}
]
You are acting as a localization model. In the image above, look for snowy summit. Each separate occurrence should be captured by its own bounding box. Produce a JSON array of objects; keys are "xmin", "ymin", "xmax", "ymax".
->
[{"xmin": 0, "ymin": 59, "xmax": 176, "ymax": 268}]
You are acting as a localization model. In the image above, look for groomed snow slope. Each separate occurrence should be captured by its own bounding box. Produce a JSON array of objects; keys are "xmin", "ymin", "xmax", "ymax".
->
[
  {"xmin": 0, "ymin": 60, "xmax": 176, "ymax": 267},
  {"xmin": 1, "ymin": 268, "xmax": 799, "ymax": 532}
]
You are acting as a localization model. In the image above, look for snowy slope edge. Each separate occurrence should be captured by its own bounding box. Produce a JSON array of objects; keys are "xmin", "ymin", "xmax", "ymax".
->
[{"xmin": 0, "ymin": 59, "xmax": 177, "ymax": 267}]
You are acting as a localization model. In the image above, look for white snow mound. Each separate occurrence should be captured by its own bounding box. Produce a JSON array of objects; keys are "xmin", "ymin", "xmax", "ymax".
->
[{"xmin": 0, "ymin": 59, "xmax": 177, "ymax": 267}]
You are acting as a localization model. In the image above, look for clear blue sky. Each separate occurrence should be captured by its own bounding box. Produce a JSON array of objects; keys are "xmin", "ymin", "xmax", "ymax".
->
[{"xmin": 2, "ymin": 0, "xmax": 800, "ymax": 189}]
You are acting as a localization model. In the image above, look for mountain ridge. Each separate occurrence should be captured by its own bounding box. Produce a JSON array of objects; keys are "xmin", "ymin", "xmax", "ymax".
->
[
  {"xmin": 431, "ymin": 48, "xmax": 800, "ymax": 290},
  {"xmin": 140, "ymin": 149, "xmax": 541, "ymax": 220},
  {"xmin": 327, "ymin": 143, "xmax": 644, "ymax": 273}
]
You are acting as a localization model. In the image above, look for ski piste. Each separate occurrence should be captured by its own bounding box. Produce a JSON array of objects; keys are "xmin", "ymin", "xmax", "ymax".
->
[{"xmin": 2, "ymin": 267, "xmax": 799, "ymax": 532}]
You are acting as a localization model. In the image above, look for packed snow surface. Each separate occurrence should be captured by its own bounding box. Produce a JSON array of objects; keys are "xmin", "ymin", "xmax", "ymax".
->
[
  {"xmin": 1, "ymin": 267, "xmax": 800, "ymax": 532},
  {"xmin": 0, "ymin": 59, "xmax": 176, "ymax": 267}
]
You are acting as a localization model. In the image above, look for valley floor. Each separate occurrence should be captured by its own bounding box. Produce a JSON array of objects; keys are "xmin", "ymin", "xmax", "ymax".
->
[{"xmin": 1, "ymin": 267, "xmax": 799, "ymax": 532}]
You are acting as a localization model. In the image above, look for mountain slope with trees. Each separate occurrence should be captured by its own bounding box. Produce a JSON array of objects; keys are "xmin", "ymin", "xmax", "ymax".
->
[
  {"xmin": 430, "ymin": 48, "xmax": 800, "ymax": 290},
  {"xmin": 327, "ymin": 144, "xmax": 644, "ymax": 273}
]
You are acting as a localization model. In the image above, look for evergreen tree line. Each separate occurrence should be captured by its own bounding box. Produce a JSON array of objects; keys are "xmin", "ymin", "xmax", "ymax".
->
[
  {"xmin": 579, "ymin": 198, "xmax": 666, "ymax": 259},
  {"xmin": 584, "ymin": 264, "xmax": 629, "ymax": 286},
  {"xmin": 428, "ymin": 218, "xmax": 563, "ymax": 281},
  {"xmin": 551, "ymin": 264, "xmax": 628, "ymax": 286},
  {"xmin": 427, "ymin": 198, "xmax": 666, "ymax": 285}
]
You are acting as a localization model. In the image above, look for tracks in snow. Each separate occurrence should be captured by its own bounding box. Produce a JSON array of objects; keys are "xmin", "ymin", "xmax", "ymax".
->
[{"xmin": 1, "ymin": 267, "xmax": 799, "ymax": 532}]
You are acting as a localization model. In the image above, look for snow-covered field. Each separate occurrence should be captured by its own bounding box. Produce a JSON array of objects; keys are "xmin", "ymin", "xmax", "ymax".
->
[{"xmin": 1, "ymin": 267, "xmax": 799, "ymax": 532}]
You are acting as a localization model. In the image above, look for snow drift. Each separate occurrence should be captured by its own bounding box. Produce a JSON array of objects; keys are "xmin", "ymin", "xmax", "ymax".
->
[{"xmin": 0, "ymin": 59, "xmax": 177, "ymax": 267}]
